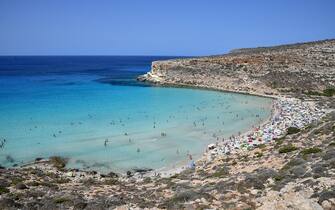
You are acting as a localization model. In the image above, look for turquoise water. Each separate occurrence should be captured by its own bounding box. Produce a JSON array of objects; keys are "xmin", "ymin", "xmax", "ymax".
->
[{"xmin": 0, "ymin": 56, "xmax": 272, "ymax": 173}]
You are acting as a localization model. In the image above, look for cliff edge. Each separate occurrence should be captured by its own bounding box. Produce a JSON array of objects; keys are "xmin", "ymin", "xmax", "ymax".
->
[{"xmin": 139, "ymin": 39, "xmax": 335, "ymax": 96}]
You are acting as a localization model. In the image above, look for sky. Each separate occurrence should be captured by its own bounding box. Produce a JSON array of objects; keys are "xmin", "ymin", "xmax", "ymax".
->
[{"xmin": 0, "ymin": 0, "xmax": 335, "ymax": 56}]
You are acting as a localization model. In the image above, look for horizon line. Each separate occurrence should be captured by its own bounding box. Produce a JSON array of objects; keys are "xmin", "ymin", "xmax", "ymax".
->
[{"xmin": 0, "ymin": 55, "xmax": 192, "ymax": 57}]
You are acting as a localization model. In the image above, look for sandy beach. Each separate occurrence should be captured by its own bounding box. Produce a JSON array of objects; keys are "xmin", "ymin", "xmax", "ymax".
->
[{"xmin": 138, "ymin": 93, "xmax": 327, "ymax": 178}]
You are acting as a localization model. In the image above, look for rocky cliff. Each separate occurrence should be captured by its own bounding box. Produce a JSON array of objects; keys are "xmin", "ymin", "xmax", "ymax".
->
[{"xmin": 139, "ymin": 39, "xmax": 335, "ymax": 96}]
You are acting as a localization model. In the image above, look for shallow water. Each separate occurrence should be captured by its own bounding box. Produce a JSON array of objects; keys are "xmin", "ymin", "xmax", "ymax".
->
[{"xmin": 0, "ymin": 56, "xmax": 272, "ymax": 173}]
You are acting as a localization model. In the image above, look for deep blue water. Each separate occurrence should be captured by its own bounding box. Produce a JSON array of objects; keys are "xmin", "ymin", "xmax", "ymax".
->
[{"xmin": 0, "ymin": 56, "xmax": 272, "ymax": 173}]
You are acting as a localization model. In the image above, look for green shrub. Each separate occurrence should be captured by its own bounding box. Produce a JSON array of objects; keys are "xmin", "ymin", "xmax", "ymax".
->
[
  {"xmin": 274, "ymin": 137, "xmax": 286, "ymax": 148},
  {"xmin": 256, "ymin": 144, "xmax": 266, "ymax": 149},
  {"xmin": 279, "ymin": 144, "xmax": 298, "ymax": 154},
  {"xmin": 287, "ymin": 127, "xmax": 300, "ymax": 135},
  {"xmin": 323, "ymin": 88, "xmax": 335, "ymax": 97},
  {"xmin": 305, "ymin": 88, "xmax": 335, "ymax": 97},
  {"xmin": 38, "ymin": 182, "xmax": 57, "ymax": 188},
  {"xmin": 300, "ymin": 147, "xmax": 322, "ymax": 156},
  {"xmin": 27, "ymin": 181, "xmax": 40, "ymax": 186},
  {"xmin": 54, "ymin": 197, "xmax": 70, "ymax": 204},
  {"xmin": 104, "ymin": 178, "xmax": 119, "ymax": 185},
  {"xmin": 11, "ymin": 177, "xmax": 23, "ymax": 185},
  {"xmin": 211, "ymin": 167, "xmax": 229, "ymax": 178},
  {"xmin": 49, "ymin": 156, "xmax": 68, "ymax": 169},
  {"xmin": 274, "ymin": 175, "xmax": 284, "ymax": 182},
  {"xmin": 167, "ymin": 190, "xmax": 202, "ymax": 205},
  {"xmin": 55, "ymin": 178, "xmax": 71, "ymax": 184},
  {"xmin": 255, "ymin": 151, "xmax": 263, "ymax": 158},
  {"xmin": 306, "ymin": 90, "xmax": 323, "ymax": 96},
  {"xmin": 0, "ymin": 186, "xmax": 9, "ymax": 194},
  {"xmin": 239, "ymin": 155, "xmax": 249, "ymax": 162},
  {"xmin": 271, "ymin": 81, "xmax": 278, "ymax": 88},
  {"xmin": 142, "ymin": 177, "xmax": 151, "ymax": 183}
]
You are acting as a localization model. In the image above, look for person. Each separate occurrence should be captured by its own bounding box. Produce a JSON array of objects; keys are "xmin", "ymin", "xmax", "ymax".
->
[
  {"xmin": 104, "ymin": 139, "xmax": 108, "ymax": 147},
  {"xmin": 188, "ymin": 154, "xmax": 196, "ymax": 169}
]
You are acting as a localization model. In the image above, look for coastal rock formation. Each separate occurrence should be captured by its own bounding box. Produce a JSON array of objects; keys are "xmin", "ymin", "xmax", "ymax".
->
[{"xmin": 139, "ymin": 39, "xmax": 335, "ymax": 96}]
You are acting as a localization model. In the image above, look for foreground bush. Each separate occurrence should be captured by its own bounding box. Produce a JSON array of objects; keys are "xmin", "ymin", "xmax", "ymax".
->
[
  {"xmin": 300, "ymin": 147, "xmax": 322, "ymax": 159},
  {"xmin": 287, "ymin": 127, "xmax": 301, "ymax": 135},
  {"xmin": 279, "ymin": 144, "xmax": 298, "ymax": 154},
  {"xmin": 323, "ymin": 88, "xmax": 335, "ymax": 97},
  {"xmin": 49, "ymin": 156, "xmax": 68, "ymax": 169}
]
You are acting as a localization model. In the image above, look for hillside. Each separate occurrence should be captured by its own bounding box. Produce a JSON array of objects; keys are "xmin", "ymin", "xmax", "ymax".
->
[{"xmin": 139, "ymin": 39, "xmax": 335, "ymax": 96}]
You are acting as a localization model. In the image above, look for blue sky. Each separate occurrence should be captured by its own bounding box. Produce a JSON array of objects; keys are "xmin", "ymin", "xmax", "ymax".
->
[{"xmin": 0, "ymin": 0, "xmax": 334, "ymax": 56}]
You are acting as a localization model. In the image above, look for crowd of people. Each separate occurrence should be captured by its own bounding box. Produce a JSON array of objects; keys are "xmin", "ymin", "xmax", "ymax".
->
[{"xmin": 204, "ymin": 98, "xmax": 326, "ymax": 159}]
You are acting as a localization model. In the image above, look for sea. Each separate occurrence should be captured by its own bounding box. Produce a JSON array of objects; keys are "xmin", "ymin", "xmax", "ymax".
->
[{"xmin": 0, "ymin": 56, "xmax": 272, "ymax": 173}]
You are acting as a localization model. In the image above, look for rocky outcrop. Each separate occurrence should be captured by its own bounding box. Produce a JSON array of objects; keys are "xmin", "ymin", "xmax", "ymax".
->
[{"xmin": 139, "ymin": 39, "xmax": 335, "ymax": 96}]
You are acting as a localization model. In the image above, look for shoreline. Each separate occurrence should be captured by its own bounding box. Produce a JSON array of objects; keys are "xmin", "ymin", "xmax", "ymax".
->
[
  {"xmin": 3, "ymin": 77, "xmax": 326, "ymax": 181},
  {"xmin": 148, "ymin": 95, "xmax": 276, "ymax": 178},
  {"xmin": 2, "ymin": 80, "xmax": 277, "ymax": 177},
  {"xmin": 134, "ymin": 74, "xmax": 327, "ymax": 178},
  {"xmin": 5, "ymin": 81, "xmax": 324, "ymax": 179},
  {"xmin": 11, "ymin": 90, "xmax": 274, "ymax": 178}
]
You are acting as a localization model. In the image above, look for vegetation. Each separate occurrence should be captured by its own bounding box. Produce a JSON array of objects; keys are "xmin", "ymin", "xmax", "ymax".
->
[
  {"xmin": 271, "ymin": 81, "xmax": 278, "ymax": 88},
  {"xmin": 165, "ymin": 190, "xmax": 203, "ymax": 208},
  {"xmin": 274, "ymin": 136, "xmax": 286, "ymax": 148},
  {"xmin": 306, "ymin": 90, "xmax": 323, "ymax": 96},
  {"xmin": 287, "ymin": 127, "xmax": 301, "ymax": 135},
  {"xmin": 0, "ymin": 186, "xmax": 9, "ymax": 194},
  {"xmin": 300, "ymin": 147, "xmax": 322, "ymax": 156},
  {"xmin": 255, "ymin": 151, "xmax": 263, "ymax": 158},
  {"xmin": 54, "ymin": 197, "xmax": 70, "ymax": 204},
  {"xmin": 104, "ymin": 178, "xmax": 119, "ymax": 185},
  {"xmin": 274, "ymin": 175, "xmax": 284, "ymax": 182},
  {"xmin": 239, "ymin": 155, "xmax": 249, "ymax": 162},
  {"xmin": 323, "ymin": 87, "xmax": 335, "ymax": 97},
  {"xmin": 55, "ymin": 178, "xmax": 71, "ymax": 184},
  {"xmin": 279, "ymin": 144, "xmax": 298, "ymax": 154},
  {"xmin": 256, "ymin": 144, "xmax": 266, "ymax": 149},
  {"xmin": 305, "ymin": 87, "xmax": 335, "ymax": 97},
  {"xmin": 27, "ymin": 181, "xmax": 40, "ymax": 186},
  {"xmin": 142, "ymin": 177, "xmax": 151, "ymax": 183},
  {"xmin": 211, "ymin": 166, "xmax": 229, "ymax": 178},
  {"xmin": 10, "ymin": 177, "xmax": 23, "ymax": 186},
  {"xmin": 49, "ymin": 156, "xmax": 68, "ymax": 169}
]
